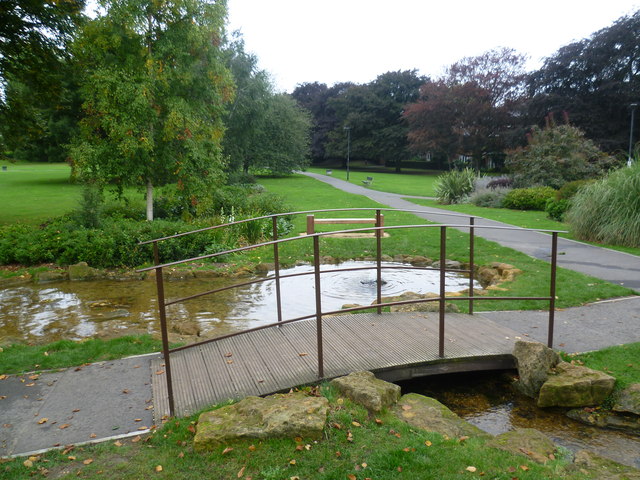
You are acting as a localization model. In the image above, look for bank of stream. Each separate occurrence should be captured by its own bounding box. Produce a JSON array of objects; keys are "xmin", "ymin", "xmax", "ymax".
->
[{"xmin": 401, "ymin": 371, "xmax": 640, "ymax": 468}]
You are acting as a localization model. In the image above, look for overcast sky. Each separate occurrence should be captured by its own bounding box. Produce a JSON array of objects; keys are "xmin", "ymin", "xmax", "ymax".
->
[{"xmin": 227, "ymin": 0, "xmax": 640, "ymax": 93}]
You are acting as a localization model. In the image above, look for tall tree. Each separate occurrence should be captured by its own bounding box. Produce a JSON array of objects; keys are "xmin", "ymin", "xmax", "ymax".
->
[
  {"xmin": 528, "ymin": 10, "xmax": 640, "ymax": 152},
  {"xmin": 405, "ymin": 48, "xmax": 528, "ymax": 169},
  {"xmin": 70, "ymin": 0, "xmax": 233, "ymax": 220}
]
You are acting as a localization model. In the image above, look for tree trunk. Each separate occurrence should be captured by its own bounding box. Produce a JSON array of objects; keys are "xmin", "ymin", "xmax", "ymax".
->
[{"xmin": 146, "ymin": 178, "xmax": 154, "ymax": 221}]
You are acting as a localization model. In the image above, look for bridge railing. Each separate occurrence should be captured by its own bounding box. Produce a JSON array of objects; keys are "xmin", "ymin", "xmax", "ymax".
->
[{"xmin": 138, "ymin": 208, "xmax": 563, "ymax": 417}]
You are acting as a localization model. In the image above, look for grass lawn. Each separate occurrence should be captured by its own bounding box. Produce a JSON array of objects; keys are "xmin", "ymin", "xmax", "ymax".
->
[
  {"xmin": 406, "ymin": 198, "xmax": 640, "ymax": 257},
  {"xmin": 0, "ymin": 163, "xmax": 81, "ymax": 225},
  {"xmin": 306, "ymin": 166, "xmax": 440, "ymax": 197},
  {"xmin": 1, "ymin": 383, "xmax": 591, "ymax": 480},
  {"xmin": 250, "ymin": 174, "xmax": 634, "ymax": 312}
]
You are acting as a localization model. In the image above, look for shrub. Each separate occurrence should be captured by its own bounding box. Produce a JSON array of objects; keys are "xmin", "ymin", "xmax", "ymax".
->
[
  {"xmin": 486, "ymin": 177, "xmax": 513, "ymax": 190},
  {"xmin": 470, "ymin": 190, "xmax": 508, "ymax": 208},
  {"xmin": 503, "ymin": 186, "xmax": 556, "ymax": 211},
  {"xmin": 567, "ymin": 162, "xmax": 640, "ymax": 247},
  {"xmin": 434, "ymin": 168, "xmax": 477, "ymax": 204},
  {"xmin": 506, "ymin": 120, "xmax": 621, "ymax": 189},
  {"xmin": 545, "ymin": 198, "xmax": 570, "ymax": 221},
  {"xmin": 556, "ymin": 179, "xmax": 594, "ymax": 200}
]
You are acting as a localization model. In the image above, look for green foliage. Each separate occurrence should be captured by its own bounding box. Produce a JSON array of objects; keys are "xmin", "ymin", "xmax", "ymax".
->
[
  {"xmin": 506, "ymin": 122, "xmax": 619, "ymax": 189},
  {"xmin": 503, "ymin": 186, "xmax": 556, "ymax": 211},
  {"xmin": 556, "ymin": 179, "xmax": 595, "ymax": 200},
  {"xmin": 544, "ymin": 198, "xmax": 570, "ymax": 221},
  {"xmin": 74, "ymin": 183, "xmax": 104, "ymax": 228},
  {"xmin": 470, "ymin": 190, "xmax": 507, "ymax": 208},
  {"xmin": 70, "ymin": 0, "xmax": 234, "ymax": 220},
  {"xmin": 434, "ymin": 168, "xmax": 477, "ymax": 204},
  {"xmin": 567, "ymin": 162, "xmax": 640, "ymax": 247},
  {"xmin": 566, "ymin": 342, "xmax": 640, "ymax": 391}
]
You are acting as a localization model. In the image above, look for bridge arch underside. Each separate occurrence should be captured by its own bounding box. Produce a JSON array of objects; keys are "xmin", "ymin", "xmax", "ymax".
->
[{"xmin": 151, "ymin": 312, "xmax": 521, "ymax": 418}]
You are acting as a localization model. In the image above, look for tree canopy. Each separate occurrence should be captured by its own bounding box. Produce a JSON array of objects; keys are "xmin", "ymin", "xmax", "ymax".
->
[{"xmin": 70, "ymin": 0, "xmax": 234, "ymax": 220}]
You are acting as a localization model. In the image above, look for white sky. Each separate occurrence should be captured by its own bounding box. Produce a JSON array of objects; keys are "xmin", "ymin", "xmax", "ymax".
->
[{"xmin": 227, "ymin": 0, "xmax": 640, "ymax": 93}]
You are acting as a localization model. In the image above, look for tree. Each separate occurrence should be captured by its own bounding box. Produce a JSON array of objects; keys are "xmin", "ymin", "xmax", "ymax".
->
[
  {"xmin": 528, "ymin": 10, "xmax": 640, "ymax": 152},
  {"xmin": 324, "ymin": 70, "xmax": 426, "ymax": 170},
  {"xmin": 0, "ymin": 0, "xmax": 85, "ymax": 94},
  {"xmin": 506, "ymin": 116, "xmax": 621, "ymax": 188},
  {"xmin": 404, "ymin": 48, "xmax": 528, "ymax": 169},
  {"xmin": 70, "ymin": 0, "xmax": 233, "ymax": 221}
]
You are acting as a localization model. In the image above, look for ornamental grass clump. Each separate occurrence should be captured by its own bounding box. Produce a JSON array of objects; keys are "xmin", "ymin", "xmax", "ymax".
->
[
  {"xmin": 434, "ymin": 168, "xmax": 477, "ymax": 204},
  {"xmin": 567, "ymin": 162, "xmax": 640, "ymax": 248}
]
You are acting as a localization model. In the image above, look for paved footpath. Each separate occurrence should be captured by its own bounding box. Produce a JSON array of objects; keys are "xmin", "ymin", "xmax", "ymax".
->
[
  {"xmin": 301, "ymin": 171, "xmax": 640, "ymax": 292},
  {"xmin": 1, "ymin": 172, "xmax": 639, "ymax": 458}
]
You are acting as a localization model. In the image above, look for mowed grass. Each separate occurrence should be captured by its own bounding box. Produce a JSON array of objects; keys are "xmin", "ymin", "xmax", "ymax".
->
[
  {"xmin": 252, "ymin": 174, "xmax": 634, "ymax": 311},
  {"xmin": 306, "ymin": 166, "xmax": 439, "ymax": 197},
  {"xmin": 0, "ymin": 163, "xmax": 81, "ymax": 225},
  {"xmin": 407, "ymin": 198, "xmax": 640, "ymax": 257}
]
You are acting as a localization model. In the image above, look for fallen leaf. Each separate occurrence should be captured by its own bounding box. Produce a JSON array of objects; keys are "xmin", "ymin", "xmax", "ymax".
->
[
  {"xmin": 72, "ymin": 409, "xmax": 80, "ymax": 413},
  {"xmin": 403, "ymin": 447, "xmax": 411, "ymax": 452},
  {"xmin": 132, "ymin": 436, "xmax": 142, "ymax": 443},
  {"xmin": 466, "ymin": 466, "xmax": 477, "ymax": 472},
  {"xmin": 155, "ymin": 465, "xmax": 163, "ymax": 472},
  {"xmin": 0, "ymin": 375, "xmax": 7, "ymax": 380},
  {"xmin": 67, "ymin": 456, "xmax": 76, "ymax": 461},
  {"xmin": 375, "ymin": 418, "xmax": 383, "ymax": 425},
  {"xmin": 188, "ymin": 425, "xmax": 196, "ymax": 434},
  {"xmin": 507, "ymin": 466, "xmax": 516, "ymax": 473},
  {"xmin": 226, "ymin": 360, "xmax": 233, "ymax": 364},
  {"xmin": 89, "ymin": 433, "xmax": 97, "ymax": 438},
  {"xmin": 331, "ymin": 422, "xmax": 342, "ymax": 429},
  {"xmin": 305, "ymin": 444, "xmax": 311, "ymax": 451},
  {"xmin": 335, "ymin": 451, "xmax": 341, "ymax": 458},
  {"xmin": 298, "ymin": 352, "xmax": 308, "ymax": 356},
  {"xmin": 237, "ymin": 466, "xmax": 245, "ymax": 477},
  {"xmin": 59, "ymin": 424, "xmax": 71, "ymax": 429},
  {"xmin": 362, "ymin": 463, "xmax": 367, "ymax": 468},
  {"xmin": 295, "ymin": 445, "xmax": 304, "ymax": 451},
  {"xmin": 425, "ymin": 440, "xmax": 432, "ymax": 447},
  {"xmin": 155, "ymin": 370, "xmax": 164, "ymax": 375},
  {"xmin": 347, "ymin": 475, "xmax": 356, "ymax": 480},
  {"xmin": 352, "ymin": 421, "xmax": 361, "ymax": 427},
  {"xmin": 23, "ymin": 460, "xmax": 33, "ymax": 468},
  {"xmin": 458, "ymin": 435, "xmax": 470, "ymax": 443},
  {"xmin": 138, "ymin": 426, "xmax": 148, "ymax": 431},
  {"xmin": 29, "ymin": 375, "xmax": 39, "ymax": 380},
  {"xmin": 401, "ymin": 404, "xmax": 412, "ymax": 411},
  {"xmin": 289, "ymin": 459, "xmax": 296, "ymax": 465},
  {"xmin": 37, "ymin": 418, "xmax": 48, "ymax": 424},
  {"xmin": 114, "ymin": 441, "xmax": 123, "ymax": 447},
  {"xmin": 397, "ymin": 466, "xmax": 403, "ymax": 472},
  {"xmin": 122, "ymin": 389, "xmax": 130, "ymax": 394},
  {"xmin": 178, "ymin": 452, "xmax": 184, "ymax": 458},
  {"xmin": 134, "ymin": 418, "xmax": 142, "ymax": 422},
  {"xmin": 224, "ymin": 352, "xmax": 233, "ymax": 357},
  {"xmin": 26, "ymin": 383, "xmax": 35, "ymax": 387},
  {"xmin": 294, "ymin": 436, "xmax": 303, "ymax": 443},
  {"xmin": 222, "ymin": 447, "xmax": 234, "ymax": 455},
  {"xmin": 248, "ymin": 445, "xmax": 256, "ymax": 451},
  {"xmin": 83, "ymin": 459, "xmax": 93, "ymax": 465},
  {"xmin": 520, "ymin": 465, "xmax": 529, "ymax": 471}
]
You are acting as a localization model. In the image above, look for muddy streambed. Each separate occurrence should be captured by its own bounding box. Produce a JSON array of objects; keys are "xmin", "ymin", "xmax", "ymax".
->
[
  {"xmin": 0, "ymin": 261, "xmax": 477, "ymax": 344},
  {"xmin": 402, "ymin": 371, "xmax": 640, "ymax": 468}
]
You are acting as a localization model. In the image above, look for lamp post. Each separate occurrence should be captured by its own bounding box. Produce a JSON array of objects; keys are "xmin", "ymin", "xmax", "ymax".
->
[
  {"xmin": 344, "ymin": 126, "xmax": 351, "ymax": 181},
  {"xmin": 629, "ymin": 103, "xmax": 638, "ymax": 166}
]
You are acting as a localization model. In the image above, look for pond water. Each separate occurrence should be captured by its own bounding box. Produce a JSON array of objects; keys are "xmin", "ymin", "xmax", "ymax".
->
[
  {"xmin": 0, "ymin": 261, "xmax": 476, "ymax": 344},
  {"xmin": 401, "ymin": 371, "xmax": 640, "ymax": 468}
]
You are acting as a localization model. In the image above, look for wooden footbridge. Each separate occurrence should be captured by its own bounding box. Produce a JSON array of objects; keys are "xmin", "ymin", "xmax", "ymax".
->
[{"xmin": 139, "ymin": 208, "xmax": 562, "ymax": 419}]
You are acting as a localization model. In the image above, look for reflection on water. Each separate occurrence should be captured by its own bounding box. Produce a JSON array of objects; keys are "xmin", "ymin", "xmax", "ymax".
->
[
  {"xmin": 401, "ymin": 371, "xmax": 640, "ymax": 468},
  {"xmin": 0, "ymin": 261, "xmax": 476, "ymax": 344}
]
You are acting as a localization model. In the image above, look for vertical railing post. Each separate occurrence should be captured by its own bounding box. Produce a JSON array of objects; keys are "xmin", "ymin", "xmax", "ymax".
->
[
  {"xmin": 272, "ymin": 216, "xmax": 283, "ymax": 323},
  {"xmin": 548, "ymin": 232, "xmax": 558, "ymax": 348},
  {"xmin": 375, "ymin": 209, "xmax": 382, "ymax": 314},
  {"xmin": 313, "ymin": 235, "xmax": 324, "ymax": 378},
  {"xmin": 153, "ymin": 241, "xmax": 175, "ymax": 417},
  {"xmin": 468, "ymin": 217, "xmax": 475, "ymax": 315},
  {"xmin": 439, "ymin": 226, "xmax": 446, "ymax": 358}
]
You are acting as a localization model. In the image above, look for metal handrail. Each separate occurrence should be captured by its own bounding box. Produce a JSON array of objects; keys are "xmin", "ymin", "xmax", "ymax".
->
[{"xmin": 138, "ymin": 207, "xmax": 565, "ymax": 417}]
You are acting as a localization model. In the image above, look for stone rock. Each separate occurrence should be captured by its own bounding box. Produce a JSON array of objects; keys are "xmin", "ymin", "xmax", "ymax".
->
[
  {"xmin": 194, "ymin": 392, "xmax": 329, "ymax": 451},
  {"xmin": 477, "ymin": 266, "xmax": 500, "ymax": 287},
  {"xmin": 407, "ymin": 255, "xmax": 432, "ymax": 267},
  {"xmin": 567, "ymin": 408, "xmax": 640, "ymax": 435},
  {"xmin": 487, "ymin": 428, "xmax": 556, "ymax": 464},
  {"xmin": 613, "ymin": 384, "xmax": 640, "ymax": 415},
  {"xmin": 254, "ymin": 263, "xmax": 274, "ymax": 274},
  {"xmin": 380, "ymin": 254, "xmax": 393, "ymax": 262},
  {"xmin": 35, "ymin": 270, "xmax": 68, "ymax": 284},
  {"xmin": 512, "ymin": 340, "xmax": 560, "ymax": 398},
  {"xmin": 392, "ymin": 393, "xmax": 489, "ymax": 438},
  {"xmin": 379, "ymin": 291, "xmax": 459, "ymax": 313},
  {"xmin": 0, "ymin": 274, "xmax": 32, "ymax": 288},
  {"xmin": 537, "ymin": 362, "xmax": 616, "ymax": 408},
  {"xmin": 572, "ymin": 450, "xmax": 640, "ymax": 479},
  {"xmin": 320, "ymin": 256, "xmax": 338, "ymax": 264},
  {"xmin": 68, "ymin": 262, "xmax": 100, "ymax": 281},
  {"xmin": 331, "ymin": 371, "xmax": 400, "ymax": 412},
  {"xmin": 94, "ymin": 309, "xmax": 130, "ymax": 321},
  {"xmin": 431, "ymin": 259, "xmax": 462, "ymax": 270},
  {"xmin": 172, "ymin": 320, "xmax": 201, "ymax": 336}
]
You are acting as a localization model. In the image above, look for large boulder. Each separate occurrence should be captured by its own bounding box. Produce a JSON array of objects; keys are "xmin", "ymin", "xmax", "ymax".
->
[
  {"xmin": 566, "ymin": 408, "xmax": 640, "ymax": 435},
  {"xmin": 613, "ymin": 384, "xmax": 640, "ymax": 415},
  {"xmin": 487, "ymin": 428, "xmax": 556, "ymax": 464},
  {"xmin": 331, "ymin": 371, "xmax": 400, "ymax": 412},
  {"xmin": 572, "ymin": 450, "xmax": 640, "ymax": 479},
  {"xmin": 194, "ymin": 392, "xmax": 329, "ymax": 451},
  {"xmin": 378, "ymin": 292, "xmax": 459, "ymax": 313},
  {"xmin": 512, "ymin": 341, "xmax": 560, "ymax": 398},
  {"xmin": 538, "ymin": 362, "xmax": 616, "ymax": 408},
  {"xmin": 392, "ymin": 393, "xmax": 489, "ymax": 438},
  {"xmin": 68, "ymin": 262, "xmax": 100, "ymax": 281}
]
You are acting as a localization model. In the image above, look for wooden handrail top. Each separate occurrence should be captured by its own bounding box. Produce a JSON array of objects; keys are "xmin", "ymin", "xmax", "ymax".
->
[{"xmin": 314, "ymin": 218, "xmax": 379, "ymax": 224}]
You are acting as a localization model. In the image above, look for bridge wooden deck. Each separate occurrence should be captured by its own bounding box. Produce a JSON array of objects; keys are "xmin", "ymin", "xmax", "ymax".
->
[{"xmin": 151, "ymin": 312, "xmax": 521, "ymax": 418}]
